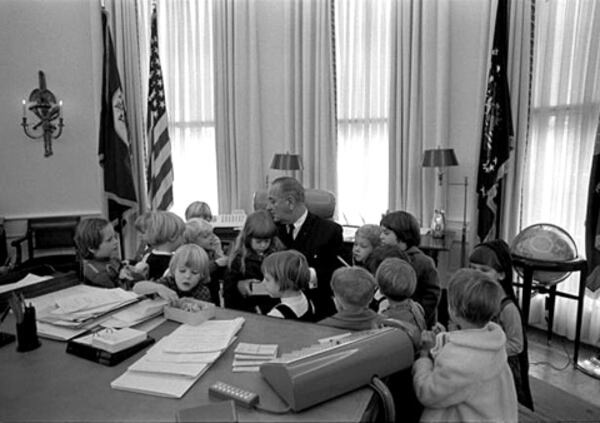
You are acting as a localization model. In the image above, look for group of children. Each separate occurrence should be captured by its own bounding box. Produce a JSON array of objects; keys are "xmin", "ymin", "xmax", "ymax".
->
[{"xmin": 73, "ymin": 202, "xmax": 531, "ymax": 422}]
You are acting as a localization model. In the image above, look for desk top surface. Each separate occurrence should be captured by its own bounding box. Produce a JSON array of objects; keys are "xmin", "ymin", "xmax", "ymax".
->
[{"xmin": 0, "ymin": 285, "xmax": 373, "ymax": 422}]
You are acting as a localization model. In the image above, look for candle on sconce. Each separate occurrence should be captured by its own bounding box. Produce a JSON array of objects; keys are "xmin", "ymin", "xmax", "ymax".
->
[{"xmin": 22, "ymin": 99, "xmax": 26, "ymax": 118}]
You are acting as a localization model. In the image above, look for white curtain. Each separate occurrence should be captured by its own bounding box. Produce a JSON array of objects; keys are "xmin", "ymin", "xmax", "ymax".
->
[
  {"xmin": 283, "ymin": 0, "xmax": 337, "ymax": 192},
  {"xmin": 335, "ymin": 0, "xmax": 392, "ymax": 225},
  {"xmin": 522, "ymin": 0, "xmax": 600, "ymax": 346}
]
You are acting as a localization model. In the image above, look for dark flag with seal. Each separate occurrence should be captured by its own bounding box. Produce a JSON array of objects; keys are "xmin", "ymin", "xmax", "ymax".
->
[
  {"xmin": 99, "ymin": 9, "xmax": 138, "ymax": 222},
  {"xmin": 476, "ymin": 0, "xmax": 513, "ymax": 243}
]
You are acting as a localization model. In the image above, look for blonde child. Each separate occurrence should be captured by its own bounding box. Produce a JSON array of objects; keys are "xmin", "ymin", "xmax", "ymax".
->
[
  {"xmin": 261, "ymin": 250, "xmax": 315, "ymax": 321},
  {"xmin": 184, "ymin": 218, "xmax": 227, "ymax": 304},
  {"xmin": 74, "ymin": 218, "xmax": 147, "ymax": 289},
  {"xmin": 469, "ymin": 240, "xmax": 534, "ymax": 410},
  {"xmin": 413, "ymin": 268, "xmax": 518, "ymax": 422},
  {"xmin": 223, "ymin": 210, "xmax": 284, "ymax": 313},
  {"xmin": 142, "ymin": 211, "xmax": 185, "ymax": 280},
  {"xmin": 133, "ymin": 244, "xmax": 212, "ymax": 303},
  {"xmin": 318, "ymin": 266, "xmax": 383, "ymax": 330},
  {"xmin": 185, "ymin": 201, "xmax": 213, "ymax": 222},
  {"xmin": 352, "ymin": 224, "xmax": 382, "ymax": 266},
  {"xmin": 376, "ymin": 257, "xmax": 426, "ymax": 350},
  {"xmin": 133, "ymin": 211, "xmax": 152, "ymax": 261},
  {"xmin": 380, "ymin": 210, "xmax": 440, "ymax": 327}
]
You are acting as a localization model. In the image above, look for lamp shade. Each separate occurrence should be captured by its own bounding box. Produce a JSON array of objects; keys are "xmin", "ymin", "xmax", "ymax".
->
[
  {"xmin": 270, "ymin": 153, "xmax": 303, "ymax": 171},
  {"xmin": 422, "ymin": 148, "xmax": 459, "ymax": 167}
]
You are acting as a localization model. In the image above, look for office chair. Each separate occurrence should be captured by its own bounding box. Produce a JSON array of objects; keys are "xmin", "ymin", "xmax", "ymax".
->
[
  {"xmin": 253, "ymin": 188, "xmax": 336, "ymax": 219},
  {"xmin": 11, "ymin": 215, "xmax": 81, "ymax": 274}
]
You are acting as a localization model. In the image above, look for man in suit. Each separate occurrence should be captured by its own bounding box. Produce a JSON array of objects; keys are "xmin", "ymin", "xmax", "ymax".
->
[{"xmin": 266, "ymin": 177, "xmax": 343, "ymax": 319}]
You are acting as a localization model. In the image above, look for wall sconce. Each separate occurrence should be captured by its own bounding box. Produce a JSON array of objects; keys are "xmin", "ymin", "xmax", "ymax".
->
[
  {"xmin": 21, "ymin": 71, "xmax": 64, "ymax": 157},
  {"xmin": 422, "ymin": 147, "xmax": 458, "ymax": 185}
]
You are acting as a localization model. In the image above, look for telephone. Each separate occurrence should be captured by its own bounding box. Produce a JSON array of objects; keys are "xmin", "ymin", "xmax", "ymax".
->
[{"xmin": 259, "ymin": 327, "xmax": 413, "ymax": 411}]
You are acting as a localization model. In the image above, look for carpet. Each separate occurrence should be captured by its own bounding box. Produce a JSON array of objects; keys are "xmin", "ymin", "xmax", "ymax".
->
[{"xmin": 519, "ymin": 377, "xmax": 600, "ymax": 422}]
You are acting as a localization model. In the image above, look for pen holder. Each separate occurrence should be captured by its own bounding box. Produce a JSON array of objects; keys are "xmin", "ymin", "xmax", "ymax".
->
[{"xmin": 16, "ymin": 306, "xmax": 41, "ymax": 352}]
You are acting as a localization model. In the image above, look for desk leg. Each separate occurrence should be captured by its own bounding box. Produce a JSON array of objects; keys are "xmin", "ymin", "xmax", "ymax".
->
[
  {"xmin": 574, "ymin": 269, "xmax": 586, "ymax": 366},
  {"xmin": 521, "ymin": 268, "xmax": 533, "ymax": 328}
]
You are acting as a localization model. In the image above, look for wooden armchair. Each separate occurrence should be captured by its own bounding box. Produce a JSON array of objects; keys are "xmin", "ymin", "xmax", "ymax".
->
[{"xmin": 11, "ymin": 216, "xmax": 80, "ymax": 274}]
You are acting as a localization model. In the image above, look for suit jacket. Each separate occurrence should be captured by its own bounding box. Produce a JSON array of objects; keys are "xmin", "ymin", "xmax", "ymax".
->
[{"xmin": 277, "ymin": 212, "xmax": 343, "ymax": 318}]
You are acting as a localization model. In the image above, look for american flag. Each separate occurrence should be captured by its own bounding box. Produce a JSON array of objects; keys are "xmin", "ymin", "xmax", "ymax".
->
[{"xmin": 147, "ymin": 5, "xmax": 174, "ymax": 211}]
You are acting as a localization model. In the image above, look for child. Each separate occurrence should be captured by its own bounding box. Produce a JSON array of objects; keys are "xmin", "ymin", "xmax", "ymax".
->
[
  {"xmin": 223, "ymin": 210, "xmax": 284, "ymax": 313},
  {"xmin": 261, "ymin": 250, "xmax": 315, "ymax": 321},
  {"xmin": 352, "ymin": 224, "xmax": 382, "ymax": 266},
  {"xmin": 380, "ymin": 210, "xmax": 440, "ymax": 328},
  {"xmin": 133, "ymin": 244, "xmax": 212, "ymax": 303},
  {"xmin": 376, "ymin": 257, "xmax": 426, "ymax": 350},
  {"xmin": 133, "ymin": 211, "xmax": 152, "ymax": 261},
  {"xmin": 319, "ymin": 266, "xmax": 383, "ymax": 330},
  {"xmin": 185, "ymin": 201, "xmax": 213, "ymax": 222},
  {"xmin": 74, "ymin": 218, "xmax": 147, "ymax": 289},
  {"xmin": 184, "ymin": 218, "xmax": 227, "ymax": 304},
  {"xmin": 469, "ymin": 240, "xmax": 534, "ymax": 410},
  {"xmin": 412, "ymin": 269, "xmax": 518, "ymax": 422},
  {"xmin": 142, "ymin": 211, "xmax": 185, "ymax": 280}
]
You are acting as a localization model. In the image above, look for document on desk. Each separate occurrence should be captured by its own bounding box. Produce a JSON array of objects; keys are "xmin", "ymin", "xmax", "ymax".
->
[
  {"xmin": 0, "ymin": 273, "xmax": 53, "ymax": 294},
  {"xmin": 111, "ymin": 318, "xmax": 245, "ymax": 398}
]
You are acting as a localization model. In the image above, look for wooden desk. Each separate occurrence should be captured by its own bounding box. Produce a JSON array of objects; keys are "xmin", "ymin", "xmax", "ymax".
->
[
  {"xmin": 511, "ymin": 255, "xmax": 587, "ymax": 366},
  {"xmin": 0, "ymin": 290, "xmax": 377, "ymax": 422}
]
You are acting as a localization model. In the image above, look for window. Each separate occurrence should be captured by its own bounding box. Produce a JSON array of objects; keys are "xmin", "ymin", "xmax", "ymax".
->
[{"xmin": 335, "ymin": 0, "xmax": 392, "ymax": 225}]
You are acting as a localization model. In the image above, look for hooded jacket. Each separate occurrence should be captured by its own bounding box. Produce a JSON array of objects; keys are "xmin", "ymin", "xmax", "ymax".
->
[{"xmin": 412, "ymin": 322, "xmax": 518, "ymax": 422}]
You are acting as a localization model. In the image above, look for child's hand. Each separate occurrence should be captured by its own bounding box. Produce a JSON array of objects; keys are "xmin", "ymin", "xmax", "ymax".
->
[
  {"xmin": 215, "ymin": 256, "xmax": 228, "ymax": 267},
  {"xmin": 419, "ymin": 330, "xmax": 436, "ymax": 356},
  {"xmin": 431, "ymin": 322, "xmax": 446, "ymax": 335},
  {"xmin": 237, "ymin": 279, "xmax": 253, "ymax": 297},
  {"xmin": 155, "ymin": 285, "xmax": 178, "ymax": 302}
]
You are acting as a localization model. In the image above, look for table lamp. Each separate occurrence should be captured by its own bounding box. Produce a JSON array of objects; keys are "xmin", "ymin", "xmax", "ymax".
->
[
  {"xmin": 270, "ymin": 153, "xmax": 303, "ymax": 172},
  {"xmin": 422, "ymin": 147, "xmax": 458, "ymax": 186}
]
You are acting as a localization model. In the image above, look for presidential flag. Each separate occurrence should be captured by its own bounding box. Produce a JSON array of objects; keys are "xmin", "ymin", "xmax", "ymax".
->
[
  {"xmin": 147, "ymin": 5, "xmax": 174, "ymax": 211},
  {"xmin": 99, "ymin": 9, "xmax": 137, "ymax": 222},
  {"xmin": 585, "ymin": 119, "xmax": 600, "ymax": 291},
  {"xmin": 476, "ymin": 0, "xmax": 513, "ymax": 243}
]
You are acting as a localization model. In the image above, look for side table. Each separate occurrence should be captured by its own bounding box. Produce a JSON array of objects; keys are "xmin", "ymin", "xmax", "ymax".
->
[{"xmin": 511, "ymin": 255, "xmax": 587, "ymax": 366}]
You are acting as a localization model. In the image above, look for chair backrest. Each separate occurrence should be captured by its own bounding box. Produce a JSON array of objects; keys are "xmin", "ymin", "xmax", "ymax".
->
[
  {"xmin": 253, "ymin": 188, "xmax": 336, "ymax": 219},
  {"xmin": 27, "ymin": 216, "xmax": 80, "ymax": 258}
]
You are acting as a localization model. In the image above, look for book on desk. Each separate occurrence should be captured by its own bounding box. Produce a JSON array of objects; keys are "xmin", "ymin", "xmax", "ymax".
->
[{"xmin": 67, "ymin": 331, "xmax": 155, "ymax": 366}]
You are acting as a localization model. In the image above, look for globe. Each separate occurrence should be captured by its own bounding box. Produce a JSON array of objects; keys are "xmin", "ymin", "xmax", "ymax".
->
[{"xmin": 510, "ymin": 223, "xmax": 578, "ymax": 285}]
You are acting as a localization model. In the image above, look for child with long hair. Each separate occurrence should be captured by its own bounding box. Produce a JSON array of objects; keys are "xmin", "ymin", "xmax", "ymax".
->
[
  {"xmin": 133, "ymin": 244, "xmax": 212, "ymax": 303},
  {"xmin": 141, "ymin": 211, "xmax": 185, "ymax": 280},
  {"xmin": 223, "ymin": 210, "xmax": 284, "ymax": 312},
  {"xmin": 261, "ymin": 250, "xmax": 315, "ymax": 321},
  {"xmin": 469, "ymin": 239, "xmax": 534, "ymax": 410}
]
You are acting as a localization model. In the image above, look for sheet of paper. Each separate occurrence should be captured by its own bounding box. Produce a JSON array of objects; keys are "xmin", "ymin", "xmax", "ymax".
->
[
  {"xmin": 128, "ymin": 359, "xmax": 208, "ymax": 378},
  {"xmin": 51, "ymin": 288, "xmax": 138, "ymax": 315},
  {"xmin": 111, "ymin": 369, "xmax": 205, "ymax": 398},
  {"xmin": 161, "ymin": 318, "xmax": 244, "ymax": 353},
  {"xmin": 145, "ymin": 338, "xmax": 221, "ymax": 363},
  {"xmin": 0, "ymin": 273, "xmax": 53, "ymax": 294},
  {"xmin": 36, "ymin": 321, "xmax": 88, "ymax": 341}
]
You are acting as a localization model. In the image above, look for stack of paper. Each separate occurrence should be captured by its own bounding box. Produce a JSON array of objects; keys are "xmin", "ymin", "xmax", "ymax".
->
[
  {"xmin": 232, "ymin": 342, "xmax": 278, "ymax": 372},
  {"xmin": 31, "ymin": 285, "xmax": 142, "ymax": 341},
  {"xmin": 111, "ymin": 318, "xmax": 245, "ymax": 398},
  {"xmin": 92, "ymin": 328, "xmax": 148, "ymax": 353}
]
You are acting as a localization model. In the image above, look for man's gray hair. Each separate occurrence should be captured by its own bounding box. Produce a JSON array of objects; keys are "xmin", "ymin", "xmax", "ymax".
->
[{"xmin": 272, "ymin": 176, "xmax": 305, "ymax": 203}]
